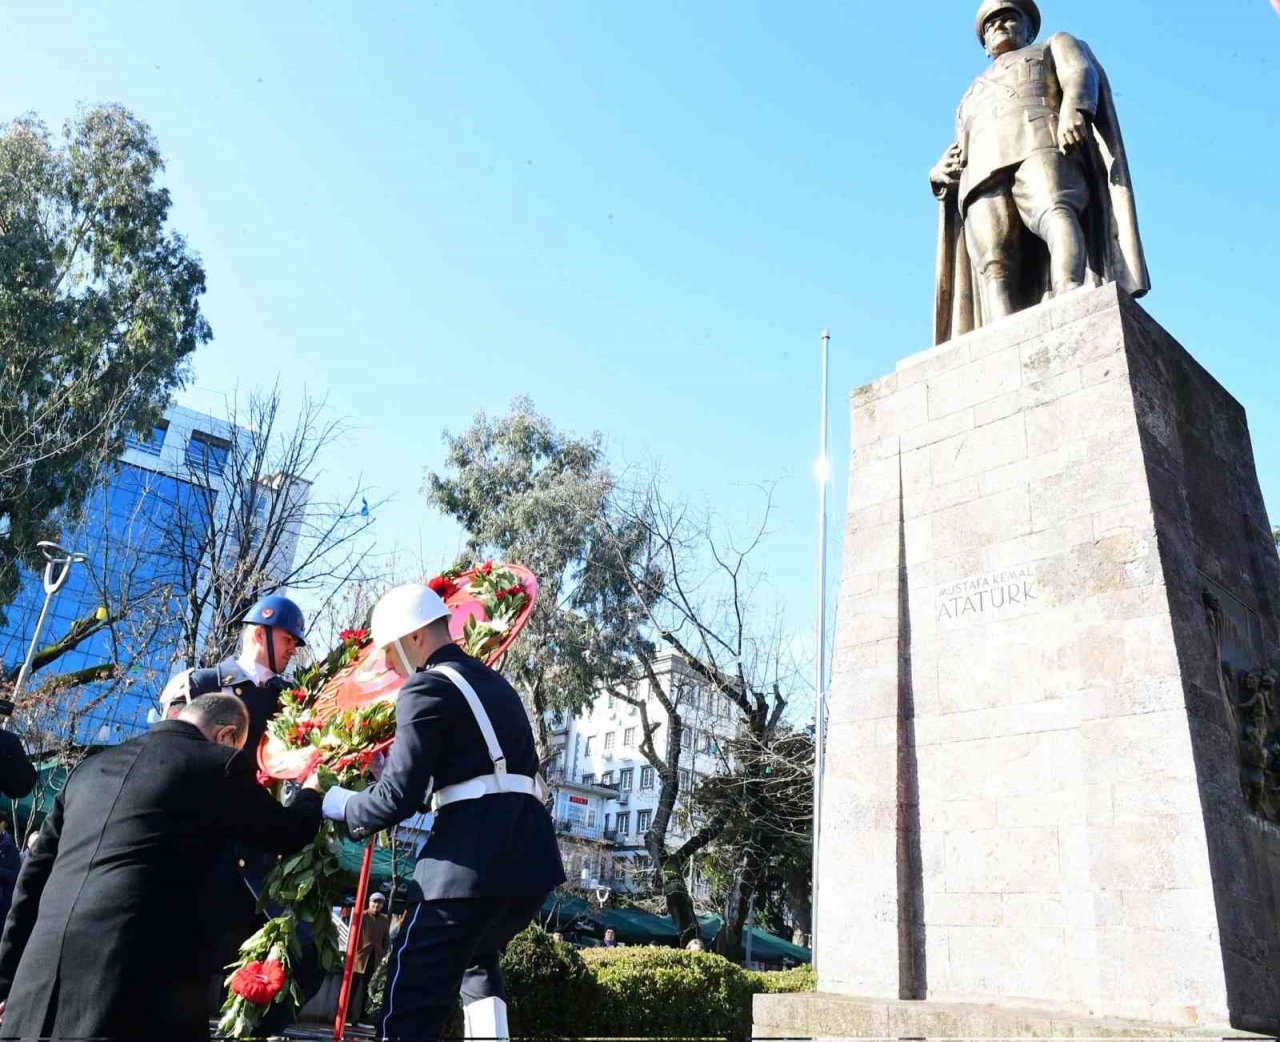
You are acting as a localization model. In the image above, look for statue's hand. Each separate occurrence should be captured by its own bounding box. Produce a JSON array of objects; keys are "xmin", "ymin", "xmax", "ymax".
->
[
  {"xmin": 929, "ymin": 144, "xmax": 965, "ymax": 195},
  {"xmin": 1058, "ymin": 108, "xmax": 1093, "ymax": 154}
]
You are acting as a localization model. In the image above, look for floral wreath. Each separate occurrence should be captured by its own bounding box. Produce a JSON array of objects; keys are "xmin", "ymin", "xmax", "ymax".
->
[{"xmin": 218, "ymin": 562, "xmax": 534, "ymax": 1038}]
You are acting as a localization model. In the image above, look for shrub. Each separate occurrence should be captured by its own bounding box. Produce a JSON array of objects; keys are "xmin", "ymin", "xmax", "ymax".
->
[
  {"xmin": 500, "ymin": 925, "xmax": 596, "ymax": 1036},
  {"xmin": 364, "ymin": 927, "xmax": 813, "ymax": 1038},
  {"xmin": 748, "ymin": 964, "xmax": 816, "ymax": 994},
  {"xmin": 582, "ymin": 946, "xmax": 756, "ymax": 1039}
]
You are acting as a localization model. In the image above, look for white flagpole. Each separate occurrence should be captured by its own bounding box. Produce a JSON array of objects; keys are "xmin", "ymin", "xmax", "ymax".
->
[{"xmin": 811, "ymin": 329, "xmax": 831, "ymax": 972}]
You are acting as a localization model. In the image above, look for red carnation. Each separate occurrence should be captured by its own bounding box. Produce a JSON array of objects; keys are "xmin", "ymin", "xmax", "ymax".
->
[
  {"xmin": 428, "ymin": 575, "xmax": 459, "ymax": 599},
  {"xmin": 229, "ymin": 959, "xmax": 286, "ymax": 1006},
  {"xmin": 478, "ymin": 560, "xmax": 493, "ymax": 576},
  {"xmin": 287, "ymin": 687, "xmax": 308, "ymax": 705},
  {"xmin": 339, "ymin": 628, "xmax": 370, "ymax": 646}
]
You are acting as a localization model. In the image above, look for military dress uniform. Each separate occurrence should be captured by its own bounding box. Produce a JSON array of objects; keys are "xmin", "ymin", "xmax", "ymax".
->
[
  {"xmin": 955, "ymin": 32, "xmax": 1098, "ymax": 262},
  {"xmin": 325, "ymin": 642, "xmax": 565, "ymax": 1041}
]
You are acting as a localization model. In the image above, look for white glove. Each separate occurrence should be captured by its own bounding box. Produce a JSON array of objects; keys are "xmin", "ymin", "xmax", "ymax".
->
[{"xmin": 322, "ymin": 786, "xmax": 355, "ymax": 821}]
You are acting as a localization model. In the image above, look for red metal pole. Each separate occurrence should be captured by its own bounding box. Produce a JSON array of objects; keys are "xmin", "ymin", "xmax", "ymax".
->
[{"xmin": 334, "ymin": 840, "xmax": 376, "ymax": 1040}]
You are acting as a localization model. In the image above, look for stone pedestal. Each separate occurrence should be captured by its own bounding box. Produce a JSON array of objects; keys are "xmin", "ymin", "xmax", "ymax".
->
[{"xmin": 765, "ymin": 286, "xmax": 1280, "ymax": 1035}]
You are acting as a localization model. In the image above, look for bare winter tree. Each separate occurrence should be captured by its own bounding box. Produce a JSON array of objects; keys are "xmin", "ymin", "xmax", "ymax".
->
[
  {"xmin": 163, "ymin": 386, "xmax": 382, "ymax": 668},
  {"xmin": 693, "ymin": 726, "xmax": 814, "ymax": 956},
  {"xmin": 601, "ymin": 478, "xmax": 798, "ymax": 951}
]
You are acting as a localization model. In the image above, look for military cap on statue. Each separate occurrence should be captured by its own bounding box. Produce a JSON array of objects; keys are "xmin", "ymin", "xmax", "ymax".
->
[{"xmin": 974, "ymin": 0, "xmax": 1041, "ymax": 43}]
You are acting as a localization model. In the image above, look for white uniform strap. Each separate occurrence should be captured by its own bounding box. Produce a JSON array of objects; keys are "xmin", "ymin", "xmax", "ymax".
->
[
  {"xmin": 432, "ymin": 664, "xmax": 507, "ymax": 775},
  {"xmin": 428, "ymin": 663, "xmax": 548, "ymax": 811}
]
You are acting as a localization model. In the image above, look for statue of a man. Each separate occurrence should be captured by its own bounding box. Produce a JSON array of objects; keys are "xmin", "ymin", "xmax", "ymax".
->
[{"xmin": 930, "ymin": 0, "xmax": 1150, "ymax": 344}]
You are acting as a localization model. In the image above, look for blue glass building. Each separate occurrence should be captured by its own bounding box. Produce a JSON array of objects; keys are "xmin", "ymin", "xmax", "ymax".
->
[{"xmin": 0, "ymin": 407, "xmax": 233, "ymax": 746}]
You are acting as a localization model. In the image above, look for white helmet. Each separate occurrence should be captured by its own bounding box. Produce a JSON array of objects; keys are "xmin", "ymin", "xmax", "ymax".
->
[{"xmin": 371, "ymin": 583, "xmax": 450, "ymax": 672}]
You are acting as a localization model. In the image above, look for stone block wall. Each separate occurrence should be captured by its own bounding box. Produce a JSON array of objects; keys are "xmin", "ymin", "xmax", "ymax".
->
[{"xmin": 816, "ymin": 285, "xmax": 1280, "ymax": 1032}]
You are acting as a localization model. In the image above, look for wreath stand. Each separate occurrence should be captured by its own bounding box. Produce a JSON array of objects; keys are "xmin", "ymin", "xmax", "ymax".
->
[{"xmin": 333, "ymin": 841, "xmax": 376, "ymax": 1040}]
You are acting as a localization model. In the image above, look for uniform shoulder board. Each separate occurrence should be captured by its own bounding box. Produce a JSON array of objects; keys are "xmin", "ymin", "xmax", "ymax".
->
[{"xmin": 191, "ymin": 659, "xmax": 249, "ymax": 695}]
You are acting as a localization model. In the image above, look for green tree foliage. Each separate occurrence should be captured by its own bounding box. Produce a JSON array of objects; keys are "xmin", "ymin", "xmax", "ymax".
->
[
  {"xmin": 0, "ymin": 105, "xmax": 210, "ymax": 623},
  {"xmin": 425, "ymin": 398, "xmax": 653, "ymax": 745}
]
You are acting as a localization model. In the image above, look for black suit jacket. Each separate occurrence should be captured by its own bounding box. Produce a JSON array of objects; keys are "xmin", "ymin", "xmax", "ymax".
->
[
  {"xmin": 0, "ymin": 721, "xmax": 321, "ymax": 1042},
  {"xmin": 343, "ymin": 644, "xmax": 564, "ymax": 901}
]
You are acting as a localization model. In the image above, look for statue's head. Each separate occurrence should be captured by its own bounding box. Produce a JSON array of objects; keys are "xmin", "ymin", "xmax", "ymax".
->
[{"xmin": 975, "ymin": 0, "xmax": 1041, "ymax": 56}]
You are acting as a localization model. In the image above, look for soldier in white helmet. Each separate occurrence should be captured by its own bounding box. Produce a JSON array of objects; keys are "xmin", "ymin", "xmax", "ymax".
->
[{"xmin": 316, "ymin": 583, "xmax": 564, "ymax": 1042}]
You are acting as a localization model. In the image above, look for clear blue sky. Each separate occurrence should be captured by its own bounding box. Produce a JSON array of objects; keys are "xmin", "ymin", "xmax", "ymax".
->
[{"xmin": 4, "ymin": 2, "xmax": 1278, "ymax": 678}]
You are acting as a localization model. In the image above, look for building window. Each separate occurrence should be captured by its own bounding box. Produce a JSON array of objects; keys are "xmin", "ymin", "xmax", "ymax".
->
[
  {"xmin": 699, "ymin": 732, "xmax": 712, "ymax": 753},
  {"xmin": 604, "ymin": 813, "xmax": 611, "ymax": 830},
  {"xmin": 679, "ymin": 768, "xmax": 690, "ymax": 791},
  {"xmin": 639, "ymin": 766, "xmax": 655, "ymax": 790},
  {"xmin": 680, "ymin": 729, "xmax": 691, "ymax": 749},
  {"xmin": 616, "ymin": 812, "xmax": 630, "ymax": 836},
  {"xmin": 587, "ymin": 808, "xmax": 597, "ymax": 828},
  {"xmin": 582, "ymin": 773, "xmax": 595, "ymax": 786},
  {"xmin": 604, "ymin": 731, "xmax": 615, "ymax": 751},
  {"xmin": 601, "ymin": 770, "xmax": 613, "ymax": 786},
  {"xmin": 619, "ymin": 768, "xmax": 633, "ymax": 790},
  {"xmin": 185, "ymin": 430, "xmax": 231, "ymax": 475},
  {"xmin": 126, "ymin": 421, "xmax": 168, "ymax": 455},
  {"xmin": 584, "ymin": 735, "xmax": 595, "ymax": 755},
  {"xmin": 623, "ymin": 726, "xmax": 636, "ymax": 747},
  {"xmin": 637, "ymin": 809, "xmax": 652, "ymax": 833}
]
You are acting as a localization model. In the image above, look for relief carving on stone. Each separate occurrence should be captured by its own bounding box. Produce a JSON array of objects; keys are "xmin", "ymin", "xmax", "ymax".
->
[{"xmin": 1205, "ymin": 589, "xmax": 1280, "ymax": 823}]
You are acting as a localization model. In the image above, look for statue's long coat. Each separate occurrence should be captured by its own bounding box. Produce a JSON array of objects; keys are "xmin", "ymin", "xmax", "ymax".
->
[{"xmin": 933, "ymin": 37, "xmax": 1150, "ymax": 345}]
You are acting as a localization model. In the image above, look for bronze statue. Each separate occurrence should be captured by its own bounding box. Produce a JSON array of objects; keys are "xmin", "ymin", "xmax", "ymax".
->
[{"xmin": 931, "ymin": 0, "xmax": 1150, "ymax": 344}]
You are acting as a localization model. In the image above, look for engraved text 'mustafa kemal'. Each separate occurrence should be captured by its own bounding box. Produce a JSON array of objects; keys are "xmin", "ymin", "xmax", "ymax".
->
[{"xmin": 937, "ymin": 566, "xmax": 1037, "ymax": 622}]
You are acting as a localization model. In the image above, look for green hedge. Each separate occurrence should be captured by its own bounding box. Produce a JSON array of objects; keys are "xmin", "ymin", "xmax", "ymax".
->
[
  {"xmin": 364, "ymin": 925, "xmax": 811, "ymax": 1038},
  {"xmin": 581, "ymin": 946, "xmax": 757, "ymax": 1039},
  {"xmin": 748, "ymin": 963, "xmax": 816, "ymax": 994},
  {"xmin": 503, "ymin": 926, "xmax": 597, "ymax": 1037}
]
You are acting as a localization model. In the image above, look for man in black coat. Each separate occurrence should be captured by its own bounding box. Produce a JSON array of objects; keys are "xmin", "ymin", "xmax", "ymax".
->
[
  {"xmin": 0, "ymin": 694, "xmax": 322, "ymax": 1042},
  {"xmin": 319, "ymin": 583, "xmax": 565, "ymax": 1042}
]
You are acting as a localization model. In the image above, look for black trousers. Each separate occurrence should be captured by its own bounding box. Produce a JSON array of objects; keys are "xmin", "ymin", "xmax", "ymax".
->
[{"xmin": 380, "ymin": 893, "xmax": 545, "ymax": 1042}]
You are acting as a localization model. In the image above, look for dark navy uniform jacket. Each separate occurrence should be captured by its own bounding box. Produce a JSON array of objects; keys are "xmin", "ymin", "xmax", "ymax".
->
[
  {"xmin": 342, "ymin": 643, "xmax": 565, "ymax": 901},
  {"xmin": 189, "ymin": 658, "xmax": 290, "ymax": 755},
  {"xmin": 187, "ymin": 659, "xmax": 292, "ymax": 957}
]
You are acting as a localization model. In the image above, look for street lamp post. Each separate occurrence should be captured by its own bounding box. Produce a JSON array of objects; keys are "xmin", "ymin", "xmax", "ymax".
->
[
  {"xmin": 6, "ymin": 541, "xmax": 88, "ymax": 722},
  {"xmin": 812, "ymin": 330, "xmax": 831, "ymax": 973}
]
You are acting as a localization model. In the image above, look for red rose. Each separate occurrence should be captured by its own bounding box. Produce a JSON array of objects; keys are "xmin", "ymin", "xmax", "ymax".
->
[
  {"xmin": 229, "ymin": 959, "xmax": 286, "ymax": 1006},
  {"xmin": 428, "ymin": 575, "xmax": 459, "ymax": 600}
]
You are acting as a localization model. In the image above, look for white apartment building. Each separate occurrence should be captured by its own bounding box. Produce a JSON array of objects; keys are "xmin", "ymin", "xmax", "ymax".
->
[{"xmin": 547, "ymin": 649, "xmax": 741, "ymax": 896}]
